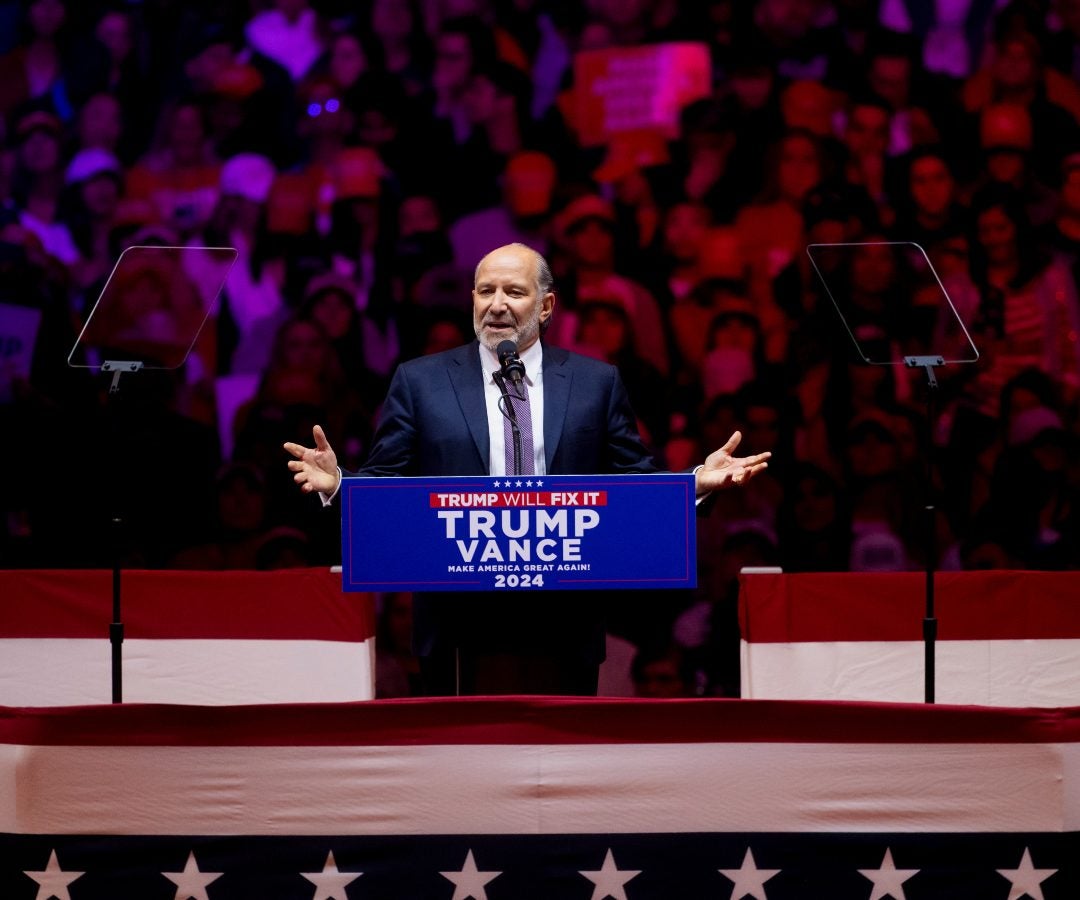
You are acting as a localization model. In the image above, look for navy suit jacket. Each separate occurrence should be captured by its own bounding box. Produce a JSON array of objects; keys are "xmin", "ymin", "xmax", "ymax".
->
[
  {"xmin": 359, "ymin": 340, "xmax": 657, "ymax": 479},
  {"xmin": 354, "ymin": 340, "xmax": 659, "ymax": 661}
]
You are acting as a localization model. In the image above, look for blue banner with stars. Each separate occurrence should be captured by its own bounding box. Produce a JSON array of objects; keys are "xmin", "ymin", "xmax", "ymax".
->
[
  {"xmin": 340, "ymin": 474, "xmax": 697, "ymax": 592},
  {"xmin": 6, "ymin": 831, "xmax": 1077, "ymax": 899}
]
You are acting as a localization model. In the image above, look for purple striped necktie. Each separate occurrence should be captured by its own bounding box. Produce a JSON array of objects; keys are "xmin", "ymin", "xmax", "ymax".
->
[{"xmin": 499, "ymin": 374, "xmax": 535, "ymax": 476}]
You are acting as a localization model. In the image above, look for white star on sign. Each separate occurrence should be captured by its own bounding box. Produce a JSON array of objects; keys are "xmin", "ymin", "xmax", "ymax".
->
[
  {"xmin": 718, "ymin": 848, "xmax": 780, "ymax": 900},
  {"xmin": 535, "ymin": 480, "xmax": 543, "ymax": 486},
  {"xmin": 579, "ymin": 848, "xmax": 641, "ymax": 900},
  {"xmin": 23, "ymin": 849, "xmax": 84, "ymax": 900},
  {"xmin": 858, "ymin": 848, "xmax": 919, "ymax": 900},
  {"xmin": 997, "ymin": 847, "xmax": 1057, "ymax": 900},
  {"xmin": 439, "ymin": 849, "xmax": 501, "ymax": 900},
  {"xmin": 161, "ymin": 850, "xmax": 223, "ymax": 900},
  {"xmin": 301, "ymin": 851, "xmax": 363, "ymax": 900}
]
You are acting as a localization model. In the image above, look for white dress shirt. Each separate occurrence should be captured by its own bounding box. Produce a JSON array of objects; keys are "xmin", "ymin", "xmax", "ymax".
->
[{"xmin": 480, "ymin": 339, "xmax": 546, "ymax": 476}]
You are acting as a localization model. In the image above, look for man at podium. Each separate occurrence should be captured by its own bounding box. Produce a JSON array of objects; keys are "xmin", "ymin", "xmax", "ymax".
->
[{"xmin": 285, "ymin": 243, "xmax": 770, "ymax": 696}]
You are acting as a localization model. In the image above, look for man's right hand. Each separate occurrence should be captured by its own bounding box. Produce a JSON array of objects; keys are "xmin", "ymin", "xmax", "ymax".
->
[{"xmin": 284, "ymin": 424, "xmax": 341, "ymax": 495}]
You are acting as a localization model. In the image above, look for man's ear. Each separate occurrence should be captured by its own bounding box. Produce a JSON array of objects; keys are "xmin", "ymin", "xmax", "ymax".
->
[{"xmin": 540, "ymin": 291, "xmax": 555, "ymax": 323}]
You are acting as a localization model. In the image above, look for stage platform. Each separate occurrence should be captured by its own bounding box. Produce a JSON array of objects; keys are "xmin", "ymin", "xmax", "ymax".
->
[
  {"xmin": 4, "ymin": 568, "xmax": 1080, "ymax": 896},
  {"xmin": 2, "ymin": 696, "xmax": 1079, "ymax": 898}
]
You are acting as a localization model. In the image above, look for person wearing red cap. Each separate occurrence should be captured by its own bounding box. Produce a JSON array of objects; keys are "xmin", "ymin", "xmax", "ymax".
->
[
  {"xmin": 962, "ymin": 27, "xmax": 1080, "ymax": 188},
  {"xmin": 325, "ymin": 146, "xmax": 386, "ymax": 310},
  {"xmin": 285, "ymin": 243, "xmax": 771, "ymax": 696},
  {"xmin": 969, "ymin": 103, "xmax": 1060, "ymax": 228}
]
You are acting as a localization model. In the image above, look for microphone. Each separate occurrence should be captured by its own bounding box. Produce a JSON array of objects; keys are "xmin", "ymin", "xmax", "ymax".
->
[{"xmin": 497, "ymin": 340, "xmax": 525, "ymax": 389}]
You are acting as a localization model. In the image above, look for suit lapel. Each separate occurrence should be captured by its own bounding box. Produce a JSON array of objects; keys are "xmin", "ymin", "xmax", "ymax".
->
[
  {"xmin": 448, "ymin": 342, "xmax": 490, "ymax": 467},
  {"xmin": 542, "ymin": 343, "xmax": 571, "ymax": 470}
]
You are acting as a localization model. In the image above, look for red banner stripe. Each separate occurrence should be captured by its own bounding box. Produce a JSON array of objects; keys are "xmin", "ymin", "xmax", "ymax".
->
[
  {"xmin": 739, "ymin": 571, "xmax": 1080, "ymax": 642},
  {"xmin": 0, "ymin": 569, "xmax": 374, "ymax": 640},
  {"xmin": 2, "ymin": 697, "xmax": 1080, "ymax": 747}
]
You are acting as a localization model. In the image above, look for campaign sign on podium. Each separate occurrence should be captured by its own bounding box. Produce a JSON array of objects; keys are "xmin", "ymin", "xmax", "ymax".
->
[{"xmin": 341, "ymin": 474, "xmax": 697, "ymax": 592}]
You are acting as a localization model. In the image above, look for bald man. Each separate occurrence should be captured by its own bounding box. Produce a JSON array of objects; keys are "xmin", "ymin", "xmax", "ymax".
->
[{"xmin": 286, "ymin": 244, "xmax": 769, "ymax": 695}]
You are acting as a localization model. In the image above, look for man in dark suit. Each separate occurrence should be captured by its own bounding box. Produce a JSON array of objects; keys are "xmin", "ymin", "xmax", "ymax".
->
[{"xmin": 285, "ymin": 243, "xmax": 770, "ymax": 695}]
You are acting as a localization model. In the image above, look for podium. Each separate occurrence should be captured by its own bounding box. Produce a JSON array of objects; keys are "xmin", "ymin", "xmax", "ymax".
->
[
  {"xmin": 340, "ymin": 473, "xmax": 697, "ymax": 695},
  {"xmin": 340, "ymin": 473, "xmax": 697, "ymax": 593}
]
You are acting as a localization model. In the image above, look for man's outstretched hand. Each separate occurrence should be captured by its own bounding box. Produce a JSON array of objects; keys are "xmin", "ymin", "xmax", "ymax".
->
[
  {"xmin": 695, "ymin": 430, "xmax": 771, "ymax": 495},
  {"xmin": 284, "ymin": 424, "xmax": 341, "ymax": 495}
]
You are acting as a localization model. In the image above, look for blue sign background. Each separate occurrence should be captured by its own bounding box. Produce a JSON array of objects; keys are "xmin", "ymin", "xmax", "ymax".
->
[{"xmin": 341, "ymin": 474, "xmax": 697, "ymax": 592}]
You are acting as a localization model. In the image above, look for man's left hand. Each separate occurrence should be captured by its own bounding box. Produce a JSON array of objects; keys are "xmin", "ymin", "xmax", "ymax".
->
[{"xmin": 696, "ymin": 431, "xmax": 771, "ymax": 494}]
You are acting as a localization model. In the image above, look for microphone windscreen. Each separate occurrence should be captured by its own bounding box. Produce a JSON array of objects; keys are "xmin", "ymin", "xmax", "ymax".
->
[{"xmin": 497, "ymin": 340, "xmax": 519, "ymax": 364}]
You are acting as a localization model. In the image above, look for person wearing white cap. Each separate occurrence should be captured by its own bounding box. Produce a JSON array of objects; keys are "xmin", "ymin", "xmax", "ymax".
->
[
  {"xmin": 62, "ymin": 148, "xmax": 125, "ymax": 288},
  {"xmin": 65, "ymin": 148, "xmax": 123, "ymax": 188},
  {"xmin": 208, "ymin": 153, "xmax": 286, "ymax": 374},
  {"xmin": 218, "ymin": 153, "xmax": 276, "ymax": 206}
]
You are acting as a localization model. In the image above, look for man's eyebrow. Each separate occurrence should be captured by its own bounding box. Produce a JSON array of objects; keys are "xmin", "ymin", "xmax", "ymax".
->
[{"xmin": 477, "ymin": 278, "xmax": 530, "ymax": 289}]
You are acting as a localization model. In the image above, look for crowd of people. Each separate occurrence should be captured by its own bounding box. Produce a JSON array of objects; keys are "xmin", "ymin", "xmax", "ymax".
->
[{"xmin": 2, "ymin": 0, "xmax": 1078, "ymax": 697}]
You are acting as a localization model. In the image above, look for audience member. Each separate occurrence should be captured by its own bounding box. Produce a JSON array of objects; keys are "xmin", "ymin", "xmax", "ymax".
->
[
  {"xmin": 10, "ymin": 108, "xmax": 78, "ymax": 267},
  {"xmin": 60, "ymin": 147, "xmax": 124, "ymax": 289},
  {"xmin": 125, "ymin": 99, "xmax": 220, "ymax": 237},
  {"xmin": 0, "ymin": 0, "xmax": 73, "ymax": 120},
  {"xmin": 631, "ymin": 642, "xmax": 696, "ymax": 698}
]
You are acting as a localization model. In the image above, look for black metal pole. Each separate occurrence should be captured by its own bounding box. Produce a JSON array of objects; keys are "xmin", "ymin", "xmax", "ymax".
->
[
  {"xmin": 103, "ymin": 362, "xmax": 140, "ymax": 704},
  {"xmin": 111, "ymin": 515, "xmax": 124, "ymax": 703},
  {"xmin": 905, "ymin": 355, "xmax": 943, "ymax": 704},
  {"xmin": 923, "ymin": 372, "xmax": 937, "ymax": 704}
]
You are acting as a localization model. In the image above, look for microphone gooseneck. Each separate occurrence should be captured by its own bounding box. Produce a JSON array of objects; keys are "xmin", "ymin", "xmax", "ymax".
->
[{"xmin": 497, "ymin": 339, "xmax": 526, "ymax": 389}]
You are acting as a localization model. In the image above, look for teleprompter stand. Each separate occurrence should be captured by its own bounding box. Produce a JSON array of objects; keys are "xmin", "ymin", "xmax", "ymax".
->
[
  {"xmin": 67, "ymin": 245, "xmax": 237, "ymax": 702},
  {"xmin": 807, "ymin": 242, "xmax": 979, "ymax": 703},
  {"xmin": 904, "ymin": 353, "xmax": 944, "ymax": 703},
  {"xmin": 102, "ymin": 360, "xmax": 142, "ymax": 703}
]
